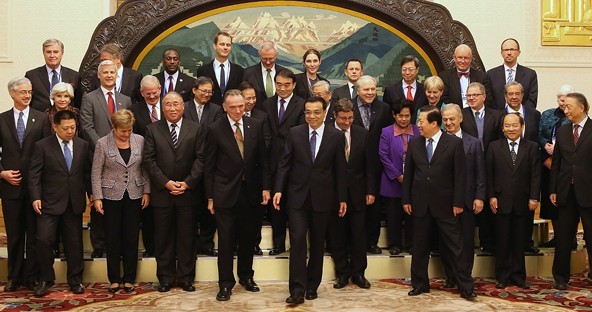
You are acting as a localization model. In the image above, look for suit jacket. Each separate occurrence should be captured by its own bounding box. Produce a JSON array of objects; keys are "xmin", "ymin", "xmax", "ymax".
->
[
  {"xmin": 130, "ymin": 100, "xmax": 161, "ymax": 137},
  {"xmin": 205, "ymin": 116, "xmax": 269, "ymax": 208},
  {"xmin": 274, "ymin": 124, "xmax": 347, "ymax": 212},
  {"xmin": 293, "ymin": 73, "xmax": 328, "ymax": 100},
  {"xmin": 378, "ymin": 124, "xmax": 420, "ymax": 198},
  {"xmin": 487, "ymin": 64, "xmax": 538, "ymax": 110},
  {"xmin": 247, "ymin": 108, "xmax": 271, "ymax": 150},
  {"xmin": 91, "ymin": 132, "xmax": 150, "ymax": 201},
  {"xmin": 196, "ymin": 60, "xmax": 244, "ymax": 105},
  {"xmin": 80, "ymin": 88, "xmax": 132, "ymax": 148},
  {"xmin": 242, "ymin": 63, "xmax": 285, "ymax": 108},
  {"xmin": 550, "ymin": 120, "xmax": 592, "ymax": 207},
  {"xmin": 330, "ymin": 84, "xmax": 353, "ymax": 102},
  {"xmin": 502, "ymin": 105, "xmax": 541, "ymax": 143},
  {"xmin": 324, "ymin": 102, "xmax": 337, "ymax": 126},
  {"xmin": 402, "ymin": 133, "xmax": 466, "ymax": 218},
  {"xmin": 25, "ymin": 65, "xmax": 82, "ymax": 111},
  {"xmin": 486, "ymin": 138, "xmax": 541, "ymax": 215},
  {"xmin": 382, "ymin": 80, "xmax": 428, "ymax": 123},
  {"xmin": 90, "ymin": 67, "xmax": 143, "ymax": 104},
  {"xmin": 262, "ymin": 94, "xmax": 306, "ymax": 179},
  {"xmin": 438, "ymin": 67, "xmax": 493, "ymax": 108},
  {"xmin": 28, "ymin": 136, "xmax": 91, "ymax": 215},
  {"xmin": 460, "ymin": 106, "xmax": 503, "ymax": 154},
  {"xmin": 155, "ymin": 71, "xmax": 195, "ymax": 102},
  {"xmin": 183, "ymin": 100, "xmax": 224, "ymax": 134},
  {"xmin": 0, "ymin": 108, "xmax": 52, "ymax": 199},
  {"xmin": 142, "ymin": 118, "xmax": 204, "ymax": 207},
  {"xmin": 460, "ymin": 132, "xmax": 486, "ymax": 209}
]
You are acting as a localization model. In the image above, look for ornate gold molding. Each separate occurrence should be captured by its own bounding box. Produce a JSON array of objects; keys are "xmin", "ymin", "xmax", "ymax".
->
[{"xmin": 542, "ymin": 0, "xmax": 592, "ymax": 46}]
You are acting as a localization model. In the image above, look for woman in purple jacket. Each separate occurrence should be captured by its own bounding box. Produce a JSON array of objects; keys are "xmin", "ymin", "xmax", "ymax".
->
[{"xmin": 379, "ymin": 100, "xmax": 419, "ymax": 255}]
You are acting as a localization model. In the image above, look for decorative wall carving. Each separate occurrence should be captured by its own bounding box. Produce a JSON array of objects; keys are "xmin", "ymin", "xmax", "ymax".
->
[{"xmin": 542, "ymin": 0, "xmax": 592, "ymax": 46}]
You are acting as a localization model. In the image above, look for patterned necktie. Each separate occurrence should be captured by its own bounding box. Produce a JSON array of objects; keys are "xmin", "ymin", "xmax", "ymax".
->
[
  {"xmin": 506, "ymin": 69, "xmax": 514, "ymax": 83},
  {"xmin": 426, "ymin": 138, "xmax": 434, "ymax": 162},
  {"xmin": 342, "ymin": 129, "xmax": 349, "ymax": 161},
  {"xmin": 16, "ymin": 111, "xmax": 25, "ymax": 147},
  {"xmin": 510, "ymin": 141, "xmax": 517, "ymax": 166},
  {"xmin": 170, "ymin": 123, "xmax": 178, "ymax": 148},
  {"xmin": 265, "ymin": 69, "xmax": 273, "ymax": 98},
  {"xmin": 107, "ymin": 92, "xmax": 115, "ymax": 116},
  {"xmin": 63, "ymin": 140, "xmax": 72, "ymax": 171},
  {"xmin": 220, "ymin": 64, "xmax": 226, "ymax": 94},
  {"xmin": 406, "ymin": 85, "xmax": 413, "ymax": 101},
  {"xmin": 362, "ymin": 105, "xmax": 371, "ymax": 130},
  {"xmin": 51, "ymin": 70, "xmax": 59, "ymax": 92},
  {"xmin": 234, "ymin": 122, "xmax": 244, "ymax": 159},
  {"xmin": 351, "ymin": 85, "xmax": 357, "ymax": 98},
  {"xmin": 310, "ymin": 130, "xmax": 317, "ymax": 162},
  {"xmin": 168, "ymin": 76, "xmax": 174, "ymax": 94},
  {"xmin": 150, "ymin": 105, "xmax": 158, "ymax": 122},
  {"xmin": 278, "ymin": 99, "xmax": 286, "ymax": 122},
  {"xmin": 574, "ymin": 124, "xmax": 580, "ymax": 146},
  {"xmin": 197, "ymin": 104, "xmax": 203, "ymax": 123}
]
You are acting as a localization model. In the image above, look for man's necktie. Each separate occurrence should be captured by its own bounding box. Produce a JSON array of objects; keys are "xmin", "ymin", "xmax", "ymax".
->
[
  {"xmin": 457, "ymin": 71, "xmax": 470, "ymax": 78},
  {"xmin": 406, "ymin": 85, "xmax": 413, "ymax": 101},
  {"xmin": 351, "ymin": 85, "xmax": 357, "ymax": 98},
  {"xmin": 168, "ymin": 76, "xmax": 174, "ymax": 94},
  {"xmin": 574, "ymin": 124, "xmax": 580, "ymax": 146},
  {"xmin": 427, "ymin": 138, "xmax": 434, "ymax": 162},
  {"xmin": 220, "ymin": 64, "xmax": 226, "ymax": 94},
  {"xmin": 510, "ymin": 141, "xmax": 517, "ymax": 166},
  {"xmin": 475, "ymin": 111, "xmax": 484, "ymax": 148},
  {"xmin": 310, "ymin": 130, "xmax": 317, "ymax": 162},
  {"xmin": 342, "ymin": 129, "xmax": 349, "ymax": 161},
  {"xmin": 234, "ymin": 122, "xmax": 244, "ymax": 159},
  {"xmin": 278, "ymin": 99, "xmax": 286, "ymax": 122},
  {"xmin": 362, "ymin": 105, "xmax": 371, "ymax": 130},
  {"xmin": 51, "ymin": 70, "xmax": 59, "ymax": 92},
  {"xmin": 506, "ymin": 69, "xmax": 514, "ymax": 83},
  {"xmin": 197, "ymin": 104, "xmax": 203, "ymax": 123},
  {"xmin": 170, "ymin": 123, "xmax": 178, "ymax": 148},
  {"xmin": 150, "ymin": 105, "xmax": 158, "ymax": 122},
  {"xmin": 107, "ymin": 92, "xmax": 115, "ymax": 116},
  {"xmin": 63, "ymin": 140, "xmax": 72, "ymax": 171},
  {"xmin": 265, "ymin": 69, "xmax": 273, "ymax": 98},
  {"xmin": 16, "ymin": 112, "xmax": 25, "ymax": 147}
]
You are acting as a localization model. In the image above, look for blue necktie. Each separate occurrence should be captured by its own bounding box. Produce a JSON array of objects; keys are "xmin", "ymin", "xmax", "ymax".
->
[
  {"xmin": 16, "ymin": 112, "xmax": 25, "ymax": 147},
  {"xmin": 475, "ymin": 111, "xmax": 484, "ymax": 150},
  {"xmin": 427, "ymin": 138, "xmax": 434, "ymax": 162},
  {"xmin": 278, "ymin": 99, "xmax": 286, "ymax": 123},
  {"xmin": 310, "ymin": 130, "xmax": 317, "ymax": 162},
  {"xmin": 63, "ymin": 141, "xmax": 72, "ymax": 171},
  {"xmin": 51, "ymin": 70, "xmax": 59, "ymax": 92}
]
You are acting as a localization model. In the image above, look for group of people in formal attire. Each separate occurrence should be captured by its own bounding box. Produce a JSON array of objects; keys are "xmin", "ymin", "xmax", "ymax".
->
[{"xmin": 1, "ymin": 32, "xmax": 590, "ymax": 305}]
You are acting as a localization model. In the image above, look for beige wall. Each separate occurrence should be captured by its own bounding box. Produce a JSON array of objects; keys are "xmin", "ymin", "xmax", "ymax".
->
[{"xmin": 0, "ymin": 0, "xmax": 590, "ymax": 112}]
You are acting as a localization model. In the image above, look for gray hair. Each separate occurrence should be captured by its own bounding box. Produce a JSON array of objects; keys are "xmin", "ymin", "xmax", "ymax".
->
[
  {"xmin": 504, "ymin": 81, "xmax": 523, "ymax": 93},
  {"xmin": 557, "ymin": 84, "xmax": 575, "ymax": 97},
  {"xmin": 259, "ymin": 41, "xmax": 277, "ymax": 53},
  {"xmin": 441, "ymin": 103, "xmax": 462, "ymax": 117},
  {"xmin": 98, "ymin": 60, "xmax": 117, "ymax": 72},
  {"xmin": 51, "ymin": 82, "xmax": 74, "ymax": 99},
  {"xmin": 42, "ymin": 38, "xmax": 64, "ymax": 52},
  {"xmin": 223, "ymin": 89, "xmax": 244, "ymax": 103},
  {"xmin": 312, "ymin": 80, "xmax": 331, "ymax": 93},
  {"xmin": 7, "ymin": 77, "xmax": 31, "ymax": 92},
  {"xmin": 140, "ymin": 75, "xmax": 161, "ymax": 90},
  {"xmin": 355, "ymin": 75, "xmax": 377, "ymax": 89},
  {"xmin": 467, "ymin": 82, "xmax": 485, "ymax": 94}
]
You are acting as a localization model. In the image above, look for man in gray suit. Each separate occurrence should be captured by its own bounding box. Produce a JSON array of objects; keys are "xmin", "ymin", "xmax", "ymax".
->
[{"xmin": 80, "ymin": 59, "xmax": 132, "ymax": 258}]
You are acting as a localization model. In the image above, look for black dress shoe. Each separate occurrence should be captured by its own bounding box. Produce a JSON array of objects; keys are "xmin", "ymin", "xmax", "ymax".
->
[
  {"xmin": 269, "ymin": 247, "xmax": 286, "ymax": 256},
  {"xmin": 351, "ymin": 276, "xmax": 371, "ymax": 289},
  {"xmin": 25, "ymin": 281, "xmax": 39, "ymax": 291},
  {"xmin": 286, "ymin": 295, "xmax": 304, "ymax": 305},
  {"xmin": 525, "ymin": 246, "xmax": 540, "ymax": 254},
  {"xmin": 389, "ymin": 246, "xmax": 402, "ymax": 256},
  {"xmin": 514, "ymin": 281, "xmax": 531, "ymax": 289},
  {"xmin": 460, "ymin": 290, "xmax": 477, "ymax": 300},
  {"xmin": 305, "ymin": 290, "xmax": 317, "ymax": 300},
  {"xmin": 367, "ymin": 245, "xmax": 382, "ymax": 254},
  {"xmin": 442, "ymin": 279, "xmax": 456, "ymax": 289},
  {"xmin": 179, "ymin": 281, "xmax": 196, "ymax": 292},
  {"xmin": 408, "ymin": 287, "xmax": 429, "ymax": 296},
  {"xmin": 495, "ymin": 281, "xmax": 508, "ymax": 289},
  {"xmin": 239, "ymin": 278, "xmax": 260, "ymax": 292},
  {"xmin": 554, "ymin": 282, "xmax": 568, "ymax": 290},
  {"xmin": 34, "ymin": 281, "xmax": 54, "ymax": 297},
  {"xmin": 91, "ymin": 249, "xmax": 104, "ymax": 258},
  {"xmin": 123, "ymin": 283, "xmax": 135, "ymax": 293},
  {"xmin": 254, "ymin": 246, "xmax": 263, "ymax": 256},
  {"xmin": 216, "ymin": 287, "xmax": 232, "ymax": 301},
  {"xmin": 142, "ymin": 250, "xmax": 154, "ymax": 257},
  {"xmin": 200, "ymin": 248, "xmax": 218, "ymax": 256},
  {"xmin": 333, "ymin": 276, "xmax": 349, "ymax": 289},
  {"xmin": 4, "ymin": 280, "xmax": 21, "ymax": 292},
  {"xmin": 158, "ymin": 283, "xmax": 171, "ymax": 292},
  {"xmin": 70, "ymin": 284, "xmax": 85, "ymax": 294}
]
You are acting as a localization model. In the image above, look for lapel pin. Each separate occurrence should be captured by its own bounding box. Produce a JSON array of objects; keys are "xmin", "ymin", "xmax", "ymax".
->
[
  {"xmin": 32, "ymin": 118, "xmax": 35, "ymax": 122},
  {"xmin": 179, "ymin": 78, "xmax": 183, "ymax": 82}
]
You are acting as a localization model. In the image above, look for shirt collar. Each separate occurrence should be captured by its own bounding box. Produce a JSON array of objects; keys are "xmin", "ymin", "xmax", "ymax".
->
[
  {"xmin": 164, "ymin": 71, "xmax": 179, "ymax": 82},
  {"xmin": 227, "ymin": 115, "xmax": 242, "ymax": 126},
  {"xmin": 309, "ymin": 123, "xmax": 325, "ymax": 136},
  {"xmin": 46, "ymin": 65, "xmax": 62, "ymax": 75},
  {"xmin": 504, "ymin": 64, "xmax": 518, "ymax": 72},
  {"xmin": 101, "ymin": 86, "xmax": 115, "ymax": 95},
  {"xmin": 334, "ymin": 122, "xmax": 349, "ymax": 133},
  {"xmin": 426, "ymin": 129, "xmax": 443, "ymax": 144},
  {"xmin": 14, "ymin": 105, "xmax": 30, "ymax": 115},
  {"xmin": 214, "ymin": 59, "xmax": 230, "ymax": 69},
  {"xmin": 402, "ymin": 80, "xmax": 417, "ymax": 89},
  {"xmin": 56, "ymin": 133, "xmax": 71, "ymax": 145},
  {"xmin": 167, "ymin": 117, "xmax": 183, "ymax": 130},
  {"xmin": 453, "ymin": 129, "xmax": 463, "ymax": 138},
  {"xmin": 394, "ymin": 124, "xmax": 415, "ymax": 136},
  {"xmin": 508, "ymin": 137, "xmax": 521, "ymax": 146},
  {"xmin": 279, "ymin": 93, "xmax": 293, "ymax": 103},
  {"xmin": 470, "ymin": 106, "xmax": 485, "ymax": 115},
  {"xmin": 506, "ymin": 104, "xmax": 523, "ymax": 115}
]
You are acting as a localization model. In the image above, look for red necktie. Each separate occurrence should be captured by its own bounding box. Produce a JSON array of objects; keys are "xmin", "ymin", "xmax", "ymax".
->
[
  {"xmin": 150, "ymin": 105, "xmax": 158, "ymax": 122},
  {"xmin": 168, "ymin": 76, "xmax": 174, "ymax": 94},
  {"xmin": 406, "ymin": 85, "xmax": 413, "ymax": 101},
  {"xmin": 457, "ymin": 71, "xmax": 470, "ymax": 78},
  {"xmin": 574, "ymin": 124, "xmax": 580, "ymax": 146},
  {"xmin": 107, "ymin": 92, "xmax": 115, "ymax": 116}
]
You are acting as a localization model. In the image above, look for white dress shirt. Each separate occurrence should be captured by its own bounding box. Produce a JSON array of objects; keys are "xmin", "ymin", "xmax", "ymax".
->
[{"xmin": 13, "ymin": 106, "xmax": 30, "ymax": 129}]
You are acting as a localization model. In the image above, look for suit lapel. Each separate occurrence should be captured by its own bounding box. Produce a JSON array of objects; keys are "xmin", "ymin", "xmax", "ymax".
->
[
  {"xmin": 50, "ymin": 137, "xmax": 70, "ymax": 173},
  {"xmin": 463, "ymin": 109, "xmax": 478, "ymax": 133},
  {"xmin": 106, "ymin": 134, "xmax": 127, "ymax": 167},
  {"xmin": 242, "ymin": 118, "xmax": 254, "ymax": 161},
  {"xmin": 157, "ymin": 120, "xmax": 176, "ymax": 150},
  {"xmin": 128, "ymin": 135, "xmax": 142, "ymax": 167},
  {"xmin": 513, "ymin": 141, "xmax": 526, "ymax": 170},
  {"xmin": 268, "ymin": 96, "xmax": 280, "ymax": 126},
  {"xmin": 22, "ymin": 110, "xmax": 39, "ymax": 143},
  {"xmin": 254, "ymin": 64, "xmax": 265, "ymax": 92},
  {"xmin": 417, "ymin": 136, "xmax": 429, "ymax": 163},
  {"xmin": 501, "ymin": 140, "xmax": 514, "ymax": 169},
  {"xmin": 5, "ymin": 110, "xmax": 20, "ymax": 145},
  {"xmin": 280, "ymin": 97, "xmax": 298, "ymax": 125},
  {"xmin": 40, "ymin": 67, "xmax": 51, "ymax": 93},
  {"xmin": 223, "ymin": 119, "xmax": 243, "ymax": 160},
  {"xmin": 95, "ymin": 91, "xmax": 112, "ymax": 126},
  {"xmin": 176, "ymin": 119, "xmax": 192, "ymax": 148},
  {"xmin": 575, "ymin": 120, "xmax": 592, "ymax": 151},
  {"xmin": 430, "ymin": 134, "xmax": 448, "ymax": 163},
  {"xmin": 71, "ymin": 138, "xmax": 85, "ymax": 174}
]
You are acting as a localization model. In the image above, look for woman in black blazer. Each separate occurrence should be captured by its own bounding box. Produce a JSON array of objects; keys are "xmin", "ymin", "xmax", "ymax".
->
[{"xmin": 294, "ymin": 48, "xmax": 329, "ymax": 99}]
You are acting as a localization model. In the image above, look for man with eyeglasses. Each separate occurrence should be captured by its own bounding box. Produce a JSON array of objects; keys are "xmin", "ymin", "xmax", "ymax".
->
[
  {"xmin": 487, "ymin": 38, "xmax": 538, "ymax": 110},
  {"xmin": 311, "ymin": 80, "xmax": 335, "ymax": 124},
  {"xmin": 155, "ymin": 49, "xmax": 195, "ymax": 102},
  {"xmin": 438, "ymin": 44, "xmax": 492, "ymax": 108},
  {"xmin": 383, "ymin": 55, "xmax": 428, "ymax": 123},
  {"xmin": 242, "ymin": 41, "xmax": 285, "ymax": 109},
  {"xmin": 183, "ymin": 76, "xmax": 223, "ymax": 257}
]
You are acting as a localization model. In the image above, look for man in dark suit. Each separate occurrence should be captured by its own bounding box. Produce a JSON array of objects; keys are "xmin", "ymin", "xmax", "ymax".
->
[
  {"xmin": 382, "ymin": 55, "xmax": 428, "ymax": 122},
  {"xmin": 438, "ymin": 44, "xmax": 492, "ymax": 108},
  {"xmin": 130, "ymin": 75, "xmax": 162, "ymax": 257},
  {"xmin": 242, "ymin": 41, "xmax": 285, "ymax": 109},
  {"xmin": 196, "ymin": 32, "xmax": 244, "ymax": 105},
  {"xmin": 29, "ymin": 110, "xmax": 91, "ymax": 297},
  {"xmin": 550, "ymin": 93, "xmax": 592, "ymax": 290},
  {"xmin": 273, "ymin": 96, "xmax": 347, "ymax": 305},
  {"xmin": 502, "ymin": 81, "xmax": 541, "ymax": 254},
  {"xmin": 263, "ymin": 68, "xmax": 306, "ymax": 255},
  {"xmin": 25, "ymin": 38, "xmax": 82, "ymax": 111},
  {"xmin": 352, "ymin": 75, "xmax": 394, "ymax": 254},
  {"xmin": 460, "ymin": 82, "xmax": 502, "ymax": 254},
  {"xmin": 80, "ymin": 60, "xmax": 132, "ymax": 258},
  {"xmin": 487, "ymin": 113, "xmax": 541, "ymax": 289},
  {"xmin": 312, "ymin": 80, "xmax": 336, "ymax": 125},
  {"xmin": 330, "ymin": 59, "xmax": 363, "ymax": 102},
  {"xmin": 183, "ymin": 76, "xmax": 223, "ymax": 257},
  {"xmin": 155, "ymin": 49, "xmax": 195, "ymax": 102},
  {"xmin": 487, "ymin": 38, "xmax": 538, "ymax": 110},
  {"xmin": 1, "ymin": 77, "xmax": 51, "ymax": 292},
  {"xmin": 142, "ymin": 92, "xmax": 204, "ymax": 292},
  {"xmin": 402, "ymin": 106, "xmax": 476, "ymax": 300},
  {"xmin": 329, "ymin": 98, "xmax": 376, "ymax": 290},
  {"xmin": 205, "ymin": 90, "xmax": 270, "ymax": 301},
  {"xmin": 89, "ymin": 43, "xmax": 143, "ymax": 104},
  {"xmin": 440, "ymin": 104, "xmax": 485, "ymax": 289}
]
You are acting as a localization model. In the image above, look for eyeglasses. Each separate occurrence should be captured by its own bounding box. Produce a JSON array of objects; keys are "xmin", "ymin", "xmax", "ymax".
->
[
  {"xmin": 16, "ymin": 90, "xmax": 33, "ymax": 95},
  {"xmin": 261, "ymin": 57, "xmax": 276, "ymax": 63},
  {"xmin": 501, "ymin": 48, "xmax": 519, "ymax": 52},
  {"xmin": 506, "ymin": 92, "xmax": 522, "ymax": 96},
  {"xmin": 337, "ymin": 116, "xmax": 354, "ymax": 122},
  {"xmin": 244, "ymin": 96, "xmax": 256, "ymax": 101},
  {"xmin": 401, "ymin": 67, "xmax": 417, "ymax": 72},
  {"xmin": 465, "ymin": 93, "xmax": 483, "ymax": 98},
  {"xmin": 163, "ymin": 103, "xmax": 183, "ymax": 109},
  {"xmin": 304, "ymin": 110, "xmax": 324, "ymax": 116},
  {"xmin": 197, "ymin": 89, "xmax": 213, "ymax": 95}
]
